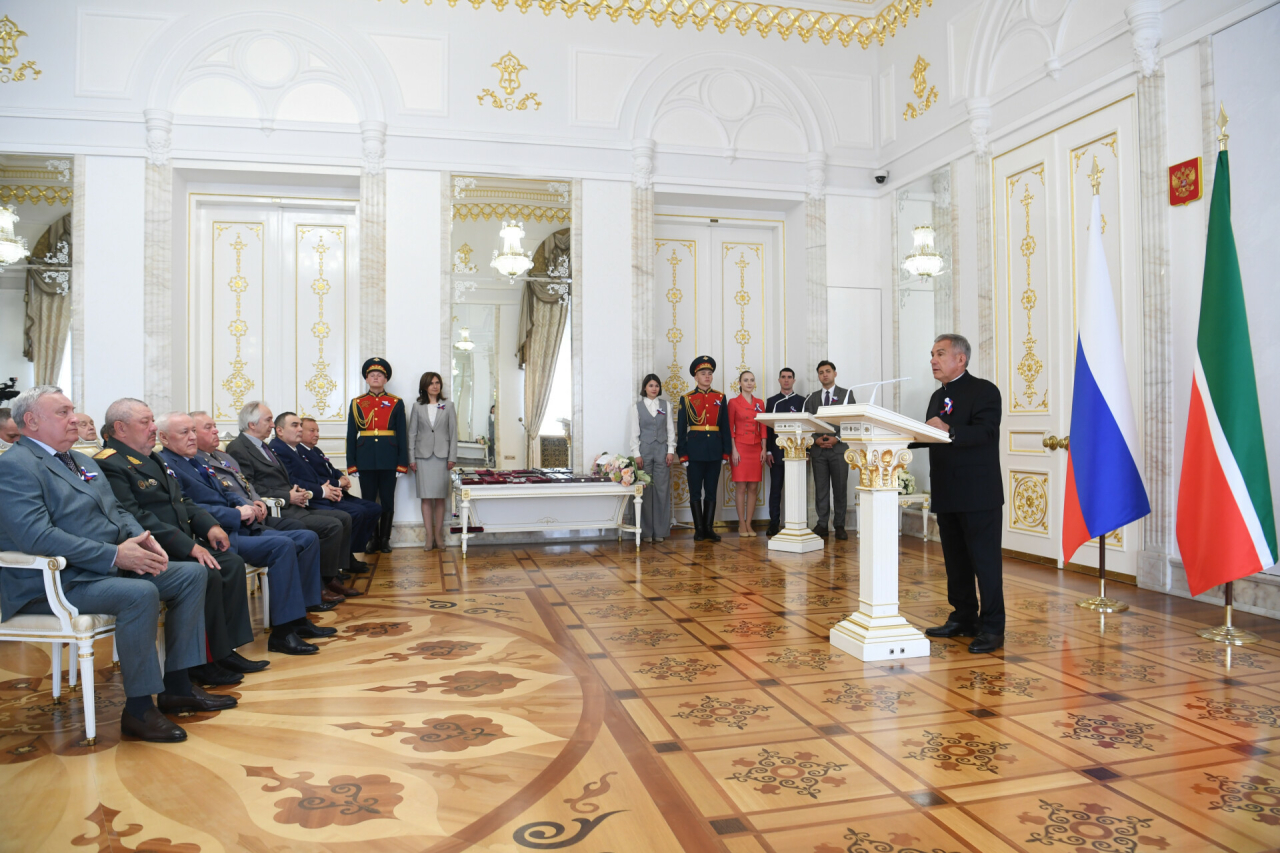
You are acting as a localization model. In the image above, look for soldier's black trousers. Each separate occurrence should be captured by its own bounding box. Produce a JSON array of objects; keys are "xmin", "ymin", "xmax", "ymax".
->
[
  {"xmin": 685, "ymin": 460, "xmax": 721, "ymax": 507},
  {"xmin": 358, "ymin": 469, "xmax": 398, "ymax": 513}
]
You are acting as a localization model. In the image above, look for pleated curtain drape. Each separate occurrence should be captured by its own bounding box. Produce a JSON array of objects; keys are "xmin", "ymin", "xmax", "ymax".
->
[
  {"xmin": 24, "ymin": 213, "xmax": 73, "ymax": 386},
  {"xmin": 517, "ymin": 229, "xmax": 570, "ymax": 468}
]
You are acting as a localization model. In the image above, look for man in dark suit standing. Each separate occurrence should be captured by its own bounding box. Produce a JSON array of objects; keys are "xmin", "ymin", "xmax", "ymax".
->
[
  {"xmin": 0, "ymin": 386, "xmax": 222, "ymax": 743},
  {"xmin": 917, "ymin": 334, "xmax": 1005, "ymax": 653},
  {"xmin": 803, "ymin": 360, "xmax": 855, "ymax": 540},
  {"xmin": 96, "ymin": 398, "xmax": 261, "ymax": 686},
  {"xmin": 764, "ymin": 367, "xmax": 804, "ymax": 537},
  {"xmin": 157, "ymin": 411, "xmax": 331, "ymax": 655},
  {"xmin": 228, "ymin": 402, "xmax": 364, "ymax": 598}
]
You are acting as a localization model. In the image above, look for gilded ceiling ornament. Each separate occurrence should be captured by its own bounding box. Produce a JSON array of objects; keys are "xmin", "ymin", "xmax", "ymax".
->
[
  {"xmin": 902, "ymin": 54, "xmax": 937, "ymax": 120},
  {"xmin": 0, "ymin": 15, "xmax": 40, "ymax": 84},
  {"xmin": 476, "ymin": 51, "xmax": 541, "ymax": 111},
  {"xmin": 0, "ymin": 185, "xmax": 71, "ymax": 206},
  {"xmin": 401, "ymin": 0, "xmax": 930, "ymax": 50},
  {"xmin": 452, "ymin": 202, "xmax": 568, "ymax": 224}
]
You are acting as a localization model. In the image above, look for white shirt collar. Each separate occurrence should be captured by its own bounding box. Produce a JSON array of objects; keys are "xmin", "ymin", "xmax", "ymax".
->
[{"xmin": 25, "ymin": 436, "xmax": 59, "ymax": 456}]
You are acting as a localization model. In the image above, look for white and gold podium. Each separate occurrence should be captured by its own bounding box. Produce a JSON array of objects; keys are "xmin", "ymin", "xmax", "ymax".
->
[
  {"xmin": 755, "ymin": 412, "xmax": 833, "ymax": 553},
  {"xmin": 817, "ymin": 403, "xmax": 950, "ymax": 661}
]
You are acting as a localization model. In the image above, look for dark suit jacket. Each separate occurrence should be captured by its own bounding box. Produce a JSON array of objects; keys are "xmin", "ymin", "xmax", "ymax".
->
[
  {"xmin": 300, "ymin": 443, "xmax": 342, "ymax": 487},
  {"xmin": 159, "ymin": 448, "xmax": 258, "ymax": 533},
  {"xmin": 96, "ymin": 438, "xmax": 221, "ymax": 561},
  {"xmin": 804, "ymin": 385, "xmax": 855, "ymax": 443},
  {"xmin": 915, "ymin": 371, "xmax": 1004, "ymax": 514},
  {"xmin": 0, "ymin": 438, "xmax": 143, "ymax": 619},
  {"xmin": 270, "ymin": 439, "xmax": 339, "ymax": 507},
  {"xmin": 226, "ymin": 433, "xmax": 295, "ymax": 502}
]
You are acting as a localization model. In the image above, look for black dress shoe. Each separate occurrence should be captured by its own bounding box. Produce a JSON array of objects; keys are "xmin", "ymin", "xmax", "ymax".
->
[
  {"xmin": 834, "ymin": 527, "xmax": 848, "ymax": 541},
  {"xmin": 337, "ymin": 572, "xmax": 353, "ymax": 582},
  {"xmin": 158, "ymin": 684, "xmax": 238, "ymax": 713},
  {"xmin": 379, "ymin": 539, "xmax": 393, "ymax": 553},
  {"xmin": 765, "ymin": 521, "xmax": 780, "ymax": 537},
  {"xmin": 924, "ymin": 621, "xmax": 977, "ymax": 638},
  {"xmin": 347, "ymin": 561, "xmax": 371, "ymax": 574},
  {"xmin": 268, "ymin": 631, "xmax": 319, "ymax": 655},
  {"xmin": 220, "ymin": 651, "xmax": 269, "ymax": 673},
  {"xmin": 813, "ymin": 524, "xmax": 829, "ymax": 538},
  {"xmin": 121, "ymin": 706, "xmax": 187, "ymax": 742},
  {"xmin": 294, "ymin": 621, "xmax": 337, "ymax": 638},
  {"xmin": 189, "ymin": 662, "xmax": 243, "ymax": 686},
  {"xmin": 968, "ymin": 633, "xmax": 1004, "ymax": 654},
  {"xmin": 307, "ymin": 601, "xmax": 337, "ymax": 612}
]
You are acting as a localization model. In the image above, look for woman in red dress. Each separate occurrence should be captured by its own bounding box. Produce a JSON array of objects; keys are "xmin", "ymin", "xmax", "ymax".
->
[{"xmin": 728, "ymin": 370, "xmax": 767, "ymax": 536}]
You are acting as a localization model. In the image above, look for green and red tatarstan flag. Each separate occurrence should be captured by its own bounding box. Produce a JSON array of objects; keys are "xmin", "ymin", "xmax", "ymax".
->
[{"xmin": 1177, "ymin": 150, "xmax": 1277, "ymax": 596}]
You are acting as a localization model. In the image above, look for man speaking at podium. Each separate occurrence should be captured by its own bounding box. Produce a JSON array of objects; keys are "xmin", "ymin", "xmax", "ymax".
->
[{"xmin": 916, "ymin": 334, "xmax": 1006, "ymax": 654}]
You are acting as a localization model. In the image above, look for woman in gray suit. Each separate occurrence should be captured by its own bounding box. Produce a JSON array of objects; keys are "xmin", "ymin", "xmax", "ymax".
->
[
  {"xmin": 630, "ymin": 373, "xmax": 675, "ymax": 543},
  {"xmin": 408, "ymin": 371, "xmax": 458, "ymax": 550}
]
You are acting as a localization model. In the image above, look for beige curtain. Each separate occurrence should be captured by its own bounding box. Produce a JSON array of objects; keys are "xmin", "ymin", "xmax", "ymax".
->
[
  {"xmin": 518, "ymin": 229, "xmax": 570, "ymax": 467},
  {"xmin": 24, "ymin": 214, "xmax": 73, "ymax": 385}
]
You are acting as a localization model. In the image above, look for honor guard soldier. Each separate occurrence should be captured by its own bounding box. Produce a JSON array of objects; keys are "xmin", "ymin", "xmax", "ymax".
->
[
  {"xmin": 676, "ymin": 355, "xmax": 732, "ymax": 542},
  {"xmin": 346, "ymin": 357, "xmax": 408, "ymax": 553}
]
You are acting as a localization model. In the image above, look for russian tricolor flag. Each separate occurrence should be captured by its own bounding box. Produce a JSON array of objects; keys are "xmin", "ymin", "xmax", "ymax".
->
[{"xmin": 1061, "ymin": 192, "xmax": 1151, "ymax": 564}]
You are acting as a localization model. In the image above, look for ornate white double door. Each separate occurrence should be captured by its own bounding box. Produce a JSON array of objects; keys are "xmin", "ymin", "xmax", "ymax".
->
[
  {"xmin": 991, "ymin": 97, "xmax": 1144, "ymax": 577},
  {"xmin": 187, "ymin": 195, "xmax": 360, "ymax": 452},
  {"xmin": 653, "ymin": 219, "xmax": 783, "ymax": 524}
]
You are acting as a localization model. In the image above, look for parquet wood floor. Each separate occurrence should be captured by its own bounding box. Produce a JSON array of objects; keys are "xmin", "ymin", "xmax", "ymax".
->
[{"xmin": 2, "ymin": 533, "xmax": 1279, "ymax": 853}]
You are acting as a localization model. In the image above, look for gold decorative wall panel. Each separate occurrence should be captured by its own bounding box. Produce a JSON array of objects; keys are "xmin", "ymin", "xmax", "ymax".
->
[
  {"xmin": 656, "ymin": 239, "xmax": 697, "ymax": 400},
  {"xmin": 901, "ymin": 54, "xmax": 937, "ymax": 120},
  {"xmin": 721, "ymin": 242, "xmax": 764, "ymax": 394},
  {"xmin": 453, "ymin": 203, "xmax": 569, "ymax": 224},
  {"xmin": 1004, "ymin": 163, "xmax": 1049, "ymax": 413},
  {"xmin": 0, "ymin": 14, "xmax": 41, "ymax": 83},
  {"xmin": 296, "ymin": 225, "xmax": 348, "ymax": 421},
  {"xmin": 1009, "ymin": 470, "xmax": 1050, "ymax": 535},
  {"xmin": 389, "ymin": 0, "xmax": 930, "ymax": 50},
  {"xmin": 0, "ymin": 185, "xmax": 71, "ymax": 205},
  {"xmin": 211, "ymin": 222, "xmax": 264, "ymax": 420},
  {"xmin": 476, "ymin": 51, "xmax": 542, "ymax": 111}
]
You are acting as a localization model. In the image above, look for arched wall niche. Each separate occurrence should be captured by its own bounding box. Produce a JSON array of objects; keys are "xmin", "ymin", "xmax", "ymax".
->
[{"xmin": 144, "ymin": 13, "xmax": 385, "ymax": 129}]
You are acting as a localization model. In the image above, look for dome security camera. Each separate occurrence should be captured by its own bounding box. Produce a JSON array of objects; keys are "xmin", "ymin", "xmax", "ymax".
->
[{"xmin": 873, "ymin": 169, "xmax": 889, "ymax": 185}]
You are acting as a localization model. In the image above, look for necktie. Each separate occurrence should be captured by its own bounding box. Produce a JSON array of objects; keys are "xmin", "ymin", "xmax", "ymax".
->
[
  {"xmin": 260, "ymin": 441, "xmax": 280, "ymax": 466},
  {"xmin": 54, "ymin": 450, "xmax": 79, "ymax": 476},
  {"xmin": 825, "ymin": 390, "xmax": 831, "ymax": 407}
]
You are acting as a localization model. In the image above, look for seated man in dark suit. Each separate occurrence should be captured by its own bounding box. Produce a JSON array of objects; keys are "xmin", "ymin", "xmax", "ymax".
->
[
  {"xmin": 157, "ymin": 411, "xmax": 332, "ymax": 655},
  {"xmin": 97, "ymin": 398, "xmax": 261, "ymax": 686},
  {"xmin": 227, "ymin": 402, "xmax": 365, "ymax": 598},
  {"xmin": 0, "ymin": 386, "xmax": 229, "ymax": 743},
  {"xmin": 298, "ymin": 416, "xmax": 380, "ymax": 554},
  {"xmin": 190, "ymin": 410, "xmax": 346, "ymax": 607}
]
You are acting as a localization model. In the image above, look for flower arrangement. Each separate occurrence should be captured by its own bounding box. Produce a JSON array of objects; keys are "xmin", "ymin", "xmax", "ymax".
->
[
  {"xmin": 896, "ymin": 468, "xmax": 916, "ymax": 495},
  {"xmin": 592, "ymin": 452, "xmax": 652, "ymax": 487}
]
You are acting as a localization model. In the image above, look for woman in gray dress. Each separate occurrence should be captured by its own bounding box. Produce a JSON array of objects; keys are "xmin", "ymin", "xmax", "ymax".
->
[
  {"xmin": 630, "ymin": 373, "xmax": 675, "ymax": 543},
  {"xmin": 408, "ymin": 371, "xmax": 458, "ymax": 550}
]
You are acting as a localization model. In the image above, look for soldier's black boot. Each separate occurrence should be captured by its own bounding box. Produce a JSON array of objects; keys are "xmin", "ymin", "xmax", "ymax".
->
[
  {"xmin": 379, "ymin": 511, "xmax": 394, "ymax": 553},
  {"xmin": 691, "ymin": 502, "xmax": 711, "ymax": 540},
  {"xmin": 703, "ymin": 498, "xmax": 722, "ymax": 542},
  {"xmin": 765, "ymin": 517, "xmax": 780, "ymax": 537}
]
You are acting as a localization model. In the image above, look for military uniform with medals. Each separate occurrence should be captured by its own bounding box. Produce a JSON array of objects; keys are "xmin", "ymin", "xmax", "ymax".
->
[
  {"xmin": 675, "ymin": 355, "xmax": 733, "ymax": 542},
  {"xmin": 96, "ymin": 438, "xmax": 255, "ymax": 671},
  {"xmin": 345, "ymin": 357, "xmax": 408, "ymax": 552}
]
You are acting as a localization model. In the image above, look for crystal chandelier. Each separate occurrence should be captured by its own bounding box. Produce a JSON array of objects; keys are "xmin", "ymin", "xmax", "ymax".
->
[
  {"xmin": 902, "ymin": 224, "xmax": 944, "ymax": 278},
  {"xmin": 454, "ymin": 328, "xmax": 476, "ymax": 351},
  {"xmin": 490, "ymin": 220, "xmax": 533, "ymax": 278},
  {"xmin": 0, "ymin": 206, "xmax": 29, "ymax": 266}
]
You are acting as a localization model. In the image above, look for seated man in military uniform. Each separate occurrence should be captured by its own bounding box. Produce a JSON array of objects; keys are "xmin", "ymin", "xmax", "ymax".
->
[
  {"xmin": 676, "ymin": 356, "xmax": 733, "ymax": 543},
  {"xmin": 97, "ymin": 398, "xmax": 262, "ymax": 687}
]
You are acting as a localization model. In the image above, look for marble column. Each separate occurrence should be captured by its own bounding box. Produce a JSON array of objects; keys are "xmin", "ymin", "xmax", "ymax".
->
[
  {"xmin": 570, "ymin": 179, "xmax": 584, "ymax": 473},
  {"xmin": 631, "ymin": 139, "xmax": 655, "ymax": 390},
  {"xmin": 143, "ymin": 109, "xmax": 173, "ymax": 414},
  {"xmin": 968, "ymin": 98, "xmax": 995, "ymax": 379},
  {"xmin": 805, "ymin": 152, "xmax": 827, "ymax": 372},
  {"xmin": 359, "ymin": 121, "xmax": 387, "ymax": 362},
  {"xmin": 1136, "ymin": 66, "xmax": 1174, "ymax": 590},
  {"xmin": 70, "ymin": 154, "xmax": 86, "ymax": 407}
]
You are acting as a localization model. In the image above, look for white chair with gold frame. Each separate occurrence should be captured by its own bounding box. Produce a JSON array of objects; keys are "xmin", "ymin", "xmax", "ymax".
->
[{"xmin": 0, "ymin": 551, "xmax": 116, "ymax": 745}]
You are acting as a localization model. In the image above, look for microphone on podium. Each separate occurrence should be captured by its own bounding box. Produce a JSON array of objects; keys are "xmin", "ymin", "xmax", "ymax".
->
[{"xmin": 847, "ymin": 377, "xmax": 912, "ymax": 407}]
